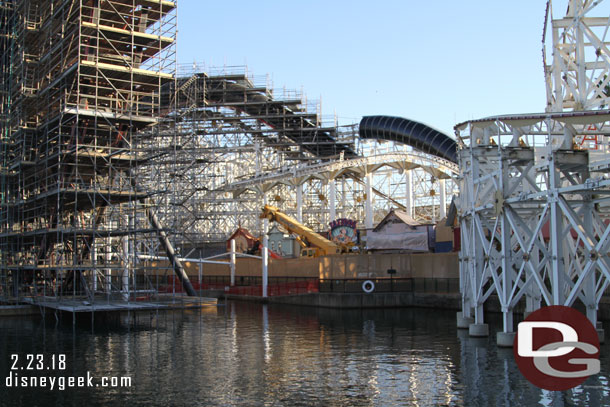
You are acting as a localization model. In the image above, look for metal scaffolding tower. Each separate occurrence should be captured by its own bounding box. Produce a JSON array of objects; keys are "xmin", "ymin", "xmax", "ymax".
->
[
  {"xmin": 0, "ymin": 0, "xmax": 182, "ymax": 304},
  {"xmin": 457, "ymin": 0, "xmax": 610, "ymax": 344}
]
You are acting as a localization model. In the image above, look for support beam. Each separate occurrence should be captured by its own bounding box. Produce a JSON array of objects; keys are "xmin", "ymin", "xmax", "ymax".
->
[
  {"xmin": 296, "ymin": 183, "xmax": 303, "ymax": 223},
  {"xmin": 146, "ymin": 205, "xmax": 197, "ymax": 297},
  {"xmin": 549, "ymin": 161, "xmax": 565, "ymax": 305},
  {"xmin": 262, "ymin": 192, "xmax": 269, "ymax": 234},
  {"xmin": 230, "ymin": 239, "xmax": 236, "ymax": 287},
  {"xmin": 130, "ymin": 172, "xmax": 197, "ymax": 297},
  {"xmin": 501, "ymin": 213, "xmax": 514, "ymax": 333},
  {"xmin": 405, "ymin": 170, "xmax": 413, "ymax": 217},
  {"xmin": 365, "ymin": 171, "xmax": 373, "ymax": 229},
  {"xmin": 329, "ymin": 178, "xmax": 336, "ymax": 222},
  {"xmin": 439, "ymin": 178, "xmax": 446, "ymax": 219},
  {"xmin": 340, "ymin": 178, "xmax": 346, "ymax": 218},
  {"xmin": 262, "ymin": 235, "xmax": 268, "ymax": 298}
]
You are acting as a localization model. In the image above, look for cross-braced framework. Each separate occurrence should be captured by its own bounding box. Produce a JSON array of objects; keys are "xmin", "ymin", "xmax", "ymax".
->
[
  {"xmin": 154, "ymin": 65, "xmax": 458, "ymax": 251},
  {"xmin": 0, "ymin": 0, "xmax": 182, "ymax": 305},
  {"xmin": 219, "ymin": 144, "xmax": 457, "ymax": 233},
  {"xmin": 458, "ymin": 0, "xmax": 610, "ymax": 341},
  {"xmin": 154, "ymin": 65, "xmax": 355, "ymax": 248},
  {"xmin": 544, "ymin": 0, "xmax": 610, "ymax": 111},
  {"xmin": 457, "ymin": 112, "xmax": 610, "ymax": 335}
]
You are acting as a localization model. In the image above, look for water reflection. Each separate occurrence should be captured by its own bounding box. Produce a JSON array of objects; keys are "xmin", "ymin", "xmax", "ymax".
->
[
  {"xmin": 455, "ymin": 315, "xmax": 610, "ymax": 407},
  {"xmin": 0, "ymin": 304, "xmax": 609, "ymax": 406}
]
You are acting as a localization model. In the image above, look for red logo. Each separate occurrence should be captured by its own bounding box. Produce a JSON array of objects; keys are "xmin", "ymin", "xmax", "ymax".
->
[{"xmin": 514, "ymin": 306, "xmax": 600, "ymax": 391}]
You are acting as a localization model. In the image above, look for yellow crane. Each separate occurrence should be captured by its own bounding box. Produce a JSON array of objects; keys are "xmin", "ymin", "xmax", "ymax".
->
[{"xmin": 260, "ymin": 205, "xmax": 341, "ymax": 257}]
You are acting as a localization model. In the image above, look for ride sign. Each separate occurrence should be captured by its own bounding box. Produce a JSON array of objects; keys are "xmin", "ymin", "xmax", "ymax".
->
[
  {"xmin": 513, "ymin": 305, "xmax": 600, "ymax": 391},
  {"xmin": 329, "ymin": 218, "xmax": 357, "ymax": 245}
]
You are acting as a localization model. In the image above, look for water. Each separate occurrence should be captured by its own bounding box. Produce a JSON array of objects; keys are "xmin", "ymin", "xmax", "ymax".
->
[{"xmin": 1, "ymin": 302, "xmax": 610, "ymax": 406}]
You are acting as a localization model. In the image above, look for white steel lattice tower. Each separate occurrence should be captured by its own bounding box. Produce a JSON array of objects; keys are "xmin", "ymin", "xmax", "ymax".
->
[
  {"xmin": 457, "ymin": 0, "xmax": 610, "ymax": 344},
  {"xmin": 545, "ymin": 0, "xmax": 610, "ymax": 111}
]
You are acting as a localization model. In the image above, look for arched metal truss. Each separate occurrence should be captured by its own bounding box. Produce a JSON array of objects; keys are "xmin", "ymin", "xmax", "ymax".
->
[
  {"xmin": 219, "ymin": 150, "xmax": 457, "ymax": 232},
  {"xmin": 168, "ymin": 138, "xmax": 459, "ymax": 246}
]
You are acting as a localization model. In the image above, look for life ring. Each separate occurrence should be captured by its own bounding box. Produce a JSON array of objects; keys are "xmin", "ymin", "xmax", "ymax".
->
[{"xmin": 362, "ymin": 280, "xmax": 375, "ymax": 293}]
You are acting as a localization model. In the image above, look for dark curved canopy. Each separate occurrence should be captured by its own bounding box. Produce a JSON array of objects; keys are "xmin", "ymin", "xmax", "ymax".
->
[{"xmin": 359, "ymin": 116, "xmax": 457, "ymax": 163}]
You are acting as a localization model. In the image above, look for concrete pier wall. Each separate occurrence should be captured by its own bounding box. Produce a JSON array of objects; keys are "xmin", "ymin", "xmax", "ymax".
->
[
  {"xmin": 262, "ymin": 292, "xmax": 461, "ymax": 309},
  {"xmin": 177, "ymin": 252, "xmax": 459, "ymax": 280}
]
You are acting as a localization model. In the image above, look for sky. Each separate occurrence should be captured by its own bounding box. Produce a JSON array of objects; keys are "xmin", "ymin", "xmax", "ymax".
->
[{"xmin": 175, "ymin": 1, "xmax": 603, "ymax": 137}]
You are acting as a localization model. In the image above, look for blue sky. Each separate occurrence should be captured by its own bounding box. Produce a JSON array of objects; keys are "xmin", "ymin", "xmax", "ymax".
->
[{"xmin": 176, "ymin": 1, "xmax": 582, "ymax": 136}]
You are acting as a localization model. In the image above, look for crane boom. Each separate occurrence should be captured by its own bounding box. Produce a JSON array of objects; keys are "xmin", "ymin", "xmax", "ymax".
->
[{"xmin": 261, "ymin": 205, "xmax": 339, "ymax": 256}]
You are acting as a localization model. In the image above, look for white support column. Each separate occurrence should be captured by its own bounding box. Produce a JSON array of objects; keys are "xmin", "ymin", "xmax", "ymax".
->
[
  {"xmin": 262, "ymin": 235, "xmax": 268, "ymax": 298},
  {"xmin": 405, "ymin": 170, "xmax": 413, "ymax": 217},
  {"xmin": 255, "ymin": 141, "xmax": 261, "ymax": 176},
  {"xmin": 500, "ymin": 212, "xmax": 514, "ymax": 334},
  {"xmin": 296, "ymin": 183, "xmax": 303, "ymax": 223},
  {"xmin": 233, "ymin": 200, "xmax": 239, "ymax": 233},
  {"xmin": 499, "ymin": 155, "xmax": 513, "ymax": 339},
  {"xmin": 470, "ymin": 216, "xmax": 488, "ymax": 337},
  {"xmin": 548, "ymin": 160, "xmax": 565, "ymax": 305},
  {"xmin": 230, "ymin": 239, "xmax": 236, "ymax": 287},
  {"xmin": 575, "ymin": 12, "xmax": 587, "ymax": 109},
  {"xmin": 458, "ymin": 218, "xmax": 473, "ymax": 323},
  {"xmin": 524, "ymin": 166, "xmax": 541, "ymax": 316},
  {"xmin": 329, "ymin": 178, "xmax": 336, "ymax": 222},
  {"xmin": 262, "ymin": 191, "xmax": 269, "ymax": 234},
  {"xmin": 550, "ymin": 17, "xmax": 563, "ymax": 110},
  {"xmin": 467, "ymin": 149, "xmax": 488, "ymax": 336},
  {"xmin": 439, "ymin": 178, "xmax": 446, "ymax": 219},
  {"xmin": 365, "ymin": 171, "xmax": 373, "ymax": 229},
  {"xmin": 473, "ymin": 217, "xmax": 485, "ymax": 325}
]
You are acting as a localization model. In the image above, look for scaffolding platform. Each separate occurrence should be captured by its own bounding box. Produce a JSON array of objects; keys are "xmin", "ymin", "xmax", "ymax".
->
[{"xmin": 21, "ymin": 295, "xmax": 217, "ymax": 313}]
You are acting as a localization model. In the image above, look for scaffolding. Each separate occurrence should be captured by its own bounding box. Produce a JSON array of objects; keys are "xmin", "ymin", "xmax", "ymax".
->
[
  {"xmin": 164, "ymin": 66, "xmax": 358, "ymax": 246},
  {"xmin": 0, "ymin": 0, "xmax": 458, "ymax": 306},
  {"xmin": 155, "ymin": 65, "xmax": 457, "ymax": 250},
  {"xmin": 0, "ymin": 0, "xmax": 181, "ymax": 305}
]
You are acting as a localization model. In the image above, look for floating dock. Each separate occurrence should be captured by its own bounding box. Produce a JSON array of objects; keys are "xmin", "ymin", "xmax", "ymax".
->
[{"xmin": 18, "ymin": 295, "xmax": 217, "ymax": 314}]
